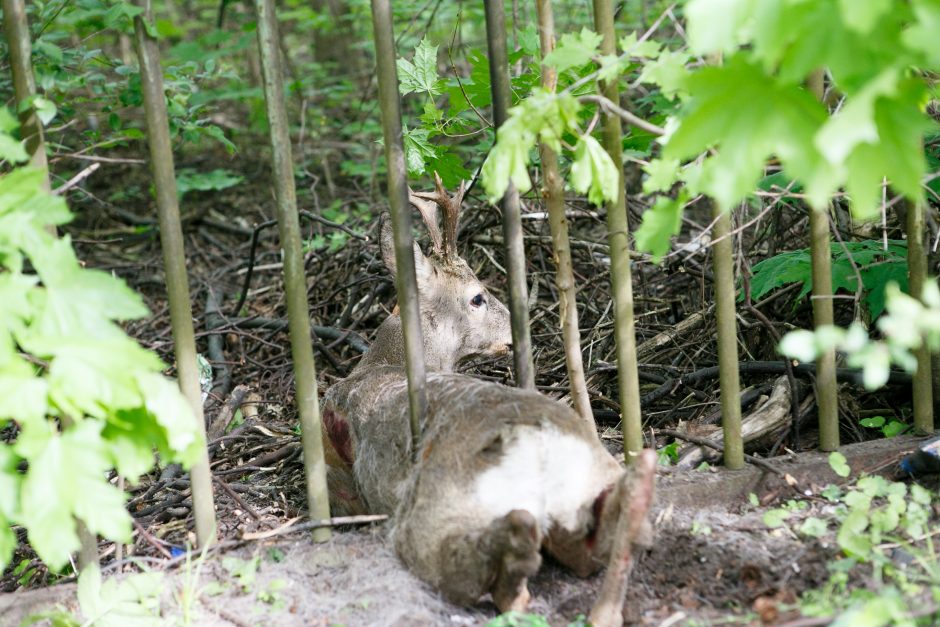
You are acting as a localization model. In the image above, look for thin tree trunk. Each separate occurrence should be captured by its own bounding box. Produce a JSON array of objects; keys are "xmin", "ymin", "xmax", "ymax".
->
[
  {"xmin": 253, "ymin": 0, "xmax": 332, "ymax": 541},
  {"xmin": 370, "ymin": 0, "xmax": 428, "ymax": 459},
  {"xmin": 592, "ymin": 0, "xmax": 644, "ymax": 461},
  {"xmin": 133, "ymin": 0, "xmax": 217, "ymax": 547},
  {"xmin": 809, "ymin": 207, "xmax": 839, "ymax": 450},
  {"xmin": 534, "ymin": 0, "xmax": 594, "ymax": 428},
  {"xmin": 2, "ymin": 0, "xmax": 49, "ymax": 187},
  {"xmin": 711, "ymin": 202, "xmax": 744, "ymax": 469},
  {"xmin": 483, "ymin": 0, "xmax": 535, "ymax": 390},
  {"xmin": 907, "ymin": 200, "xmax": 934, "ymax": 434},
  {"xmin": 808, "ymin": 70, "xmax": 839, "ymax": 452}
]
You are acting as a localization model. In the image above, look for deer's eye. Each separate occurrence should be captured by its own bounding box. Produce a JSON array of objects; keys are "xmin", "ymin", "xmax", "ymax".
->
[{"xmin": 470, "ymin": 293, "xmax": 486, "ymax": 308}]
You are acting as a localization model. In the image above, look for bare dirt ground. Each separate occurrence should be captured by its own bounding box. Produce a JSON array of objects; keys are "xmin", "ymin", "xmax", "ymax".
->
[{"xmin": 1, "ymin": 144, "xmax": 926, "ymax": 625}]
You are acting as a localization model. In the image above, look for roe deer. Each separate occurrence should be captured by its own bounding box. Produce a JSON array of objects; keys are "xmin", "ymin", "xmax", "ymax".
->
[{"xmin": 320, "ymin": 175, "xmax": 655, "ymax": 620}]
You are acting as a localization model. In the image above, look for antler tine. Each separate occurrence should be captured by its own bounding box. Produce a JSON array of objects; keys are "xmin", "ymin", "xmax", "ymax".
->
[
  {"xmin": 408, "ymin": 188, "xmax": 443, "ymax": 254},
  {"xmin": 432, "ymin": 172, "xmax": 465, "ymax": 261}
]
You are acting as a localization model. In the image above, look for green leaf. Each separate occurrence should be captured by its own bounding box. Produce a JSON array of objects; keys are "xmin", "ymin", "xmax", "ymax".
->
[
  {"xmin": 402, "ymin": 127, "xmax": 437, "ymax": 177},
  {"xmin": 619, "ymin": 32, "xmax": 661, "ymax": 58},
  {"xmin": 31, "ymin": 97, "xmax": 57, "ymax": 126},
  {"xmin": 78, "ymin": 563, "xmax": 163, "ymax": 627},
  {"xmin": 799, "ymin": 517, "xmax": 828, "ymax": 538},
  {"xmin": 21, "ymin": 422, "xmax": 131, "ymax": 570},
  {"xmin": 829, "ymin": 451, "xmax": 851, "ymax": 477},
  {"xmin": 543, "ymin": 28, "xmax": 603, "ymax": 73},
  {"xmin": 882, "ymin": 420, "xmax": 907, "ymax": 438},
  {"xmin": 859, "ymin": 416, "xmax": 886, "ymax": 429},
  {"xmin": 570, "ymin": 135, "xmax": 619, "ymax": 206},
  {"xmin": 634, "ymin": 193, "xmax": 687, "ymax": 262},
  {"xmin": 136, "ymin": 373, "xmax": 202, "ymax": 466},
  {"xmin": 662, "ymin": 58, "xmax": 832, "ymax": 211},
  {"xmin": 904, "ymin": 0, "xmax": 940, "ymax": 66},
  {"xmin": 642, "ymin": 158, "xmax": 680, "ymax": 194},
  {"xmin": 0, "ymin": 134, "xmax": 29, "ymax": 164},
  {"xmin": 838, "ymin": 0, "xmax": 892, "ymax": 34},
  {"xmin": 685, "ymin": 0, "xmax": 758, "ymax": 55},
  {"xmin": 837, "ymin": 509, "xmax": 872, "ymax": 558},
  {"xmin": 176, "ymin": 169, "xmax": 243, "ymax": 197},
  {"xmin": 637, "ymin": 49, "xmax": 691, "ymax": 99},
  {"xmin": 763, "ymin": 508, "xmax": 790, "ymax": 528},
  {"xmin": 397, "ymin": 37, "xmax": 442, "ymax": 96}
]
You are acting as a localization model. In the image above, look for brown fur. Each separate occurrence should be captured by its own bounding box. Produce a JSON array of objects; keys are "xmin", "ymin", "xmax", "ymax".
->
[{"xmin": 320, "ymin": 188, "xmax": 653, "ymax": 611}]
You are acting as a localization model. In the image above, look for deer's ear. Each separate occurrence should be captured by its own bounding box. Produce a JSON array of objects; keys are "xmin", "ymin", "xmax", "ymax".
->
[{"xmin": 381, "ymin": 217, "xmax": 431, "ymax": 282}]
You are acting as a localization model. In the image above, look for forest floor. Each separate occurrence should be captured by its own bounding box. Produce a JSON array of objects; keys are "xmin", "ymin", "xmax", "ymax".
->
[{"xmin": 1, "ymin": 144, "xmax": 932, "ymax": 625}]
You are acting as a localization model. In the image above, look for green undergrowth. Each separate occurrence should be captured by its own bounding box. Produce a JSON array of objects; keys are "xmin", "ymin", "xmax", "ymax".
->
[{"xmin": 763, "ymin": 452, "xmax": 940, "ymax": 625}]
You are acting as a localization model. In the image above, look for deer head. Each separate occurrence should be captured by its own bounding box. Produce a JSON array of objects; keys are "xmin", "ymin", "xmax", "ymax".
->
[{"xmin": 380, "ymin": 173, "xmax": 512, "ymax": 372}]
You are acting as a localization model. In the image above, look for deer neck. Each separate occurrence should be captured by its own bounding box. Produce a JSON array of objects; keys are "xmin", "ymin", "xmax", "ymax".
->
[{"xmin": 356, "ymin": 314, "xmax": 457, "ymax": 374}]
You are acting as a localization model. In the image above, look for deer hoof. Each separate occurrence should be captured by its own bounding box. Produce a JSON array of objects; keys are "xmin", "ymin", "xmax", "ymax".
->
[{"xmin": 492, "ymin": 509, "xmax": 541, "ymax": 613}]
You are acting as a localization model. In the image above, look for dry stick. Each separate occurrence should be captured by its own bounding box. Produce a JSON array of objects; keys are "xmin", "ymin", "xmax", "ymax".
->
[
  {"xmin": 534, "ymin": 0, "xmax": 594, "ymax": 427},
  {"xmin": 806, "ymin": 70, "xmax": 840, "ymax": 452},
  {"xmin": 593, "ymin": 0, "xmax": 644, "ymax": 462},
  {"xmin": 2, "ymin": 0, "xmax": 49, "ymax": 187},
  {"xmin": 711, "ymin": 200, "xmax": 744, "ymax": 469},
  {"xmin": 133, "ymin": 1, "xmax": 217, "ymax": 547},
  {"xmin": 483, "ymin": 0, "xmax": 535, "ymax": 390},
  {"xmin": 253, "ymin": 0, "xmax": 332, "ymax": 542},
  {"xmin": 370, "ymin": 0, "xmax": 428, "ymax": 461},
  {"xmin": 588, "ymin": 449, "xmax": 656, "ymax": 627},
  {"xmin": 907, "ymin": 199, "xmax": 935, "ymax": 433}
]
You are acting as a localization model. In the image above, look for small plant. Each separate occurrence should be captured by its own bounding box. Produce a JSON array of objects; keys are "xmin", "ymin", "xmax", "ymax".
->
[
  {"xmin": 762, "ymin": 454, "xmax": 939, "ymax": 625},
  {"xmin": 746, "ymin": 240, "xmax": 908, "ymax": 319},
  {"xmin": 779, "ymin": 282, "xmax": 940, "ymax": 389},
  {"xmin": 0, "ymin": 117, "xmax": 202, "ymax": 572}
]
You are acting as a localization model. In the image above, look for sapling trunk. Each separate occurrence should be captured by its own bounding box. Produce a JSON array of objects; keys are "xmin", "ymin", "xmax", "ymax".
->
[
  {"xmin": 534, "ymin": 0, "xmax": 594, "ymax": 428},
  {"xmin": 592, "ymin": 0, "xmax": 644, "ymax": 462},
  {"xmin": 253, "ymin": 0, "xmax": 333, "ymax": 541},
  {"xmin": 907, "ymin": 200, "xmax": 934, "ymax": 434},
  {"xmin": 808, "ymin": 71, "xmax": 839, "ymax": 451},
  {"xmin": 370, "ymin": 0, "xmax": 428, "ymax": 459},
  {"xmin": 483, "ymin": 0, "xmax": 535, "ymax": 390},
  {"xmin": 2, "ymin": 0, "xmax": 49, "ymax": 187},
  {"xmin": 133, "ymin": 1, "xmax": 217, "ymax": 547},
  {"xmin": 711, "ymin": 202, "xmax": 744, "ymax": 469}
]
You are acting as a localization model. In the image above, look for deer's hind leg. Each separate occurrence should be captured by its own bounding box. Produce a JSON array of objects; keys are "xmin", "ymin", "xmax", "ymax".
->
[{"xmin": 393, "ymin": 508, "xmax": 542, "ymax": 612}]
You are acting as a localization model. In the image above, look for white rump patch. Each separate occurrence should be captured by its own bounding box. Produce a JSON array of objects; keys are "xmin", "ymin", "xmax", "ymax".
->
[{"xmin": 472, "ymin": 426, "xmax": 600, "ymax": 531}]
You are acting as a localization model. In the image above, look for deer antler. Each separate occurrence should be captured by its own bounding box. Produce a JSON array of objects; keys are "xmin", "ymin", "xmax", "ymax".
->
[
  {"xmin": 407, "ymin": 189, "xmax": 443, "ymax": 255},
  {"xmin": 412, "ymin": 172, "xmax": 466, "ymax": 261}
]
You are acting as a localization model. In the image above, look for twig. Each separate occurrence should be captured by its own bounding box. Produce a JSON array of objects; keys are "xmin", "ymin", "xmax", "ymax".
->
[
  {"xmin": 658, "ymin": 428, "xmax": 791, "ymax": 480},
  {"xmin": 578, "ymin": 94, "xmax": 665, "ymax": 136},
  {"xmin": 53, "ymin": 162, "xmax": 99, "ymax": 195}
]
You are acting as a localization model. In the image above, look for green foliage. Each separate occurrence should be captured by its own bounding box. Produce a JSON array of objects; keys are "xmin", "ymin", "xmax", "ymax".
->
[
  {"xmin": 634, "ymin": 192, "xmax": 688, "ymax": 262},
  {"xmin": 859, "ymin": 415, "xmax": 908, "ymax": 438},
  {"xmin": 779, "ymin": 281, "xmax": 940, "ymax": 390},
  {"xmin": 23, "ymin": 564, "xmax": 167, "ymax": 626},
  {"xmin": 176, "ymin": 168, "xmax": 244, "ymax": 198},
  {"xmin": 795, "ymin": 475, "xmax": 938, "ymax": 625},
  {"xmin": 487, "ymin": 612, "xmax": 588, "ymax": 627},
  {"xmin": 641, "ymin": 0, "xmax": 938, "ymax": 219},
  {"xmin": 829, "ymin": 451, "xmax": 851, "ymax": 478},
  {"xmin": 397, "ymin": 37, "xmax": 444, "ymax": 97},
  {"xmin": 747, "ymin": 240, "xmax": 908, "ymax": 319},
  {"xmin": 0, "ymin": 160, "xmax": 202, "ymax": 571},
  {"xmin": 657, "ymin": 440, "xmax": 679, "ymax": 465}
]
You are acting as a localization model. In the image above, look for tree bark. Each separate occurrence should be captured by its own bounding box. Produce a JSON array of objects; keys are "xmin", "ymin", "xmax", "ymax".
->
[
  {"xmin": 906, "ymin": 200, "xmax": 934, "ymax": 434},
  {"xmin": 483, "ymin": 0, "xmax": 535, "ymax": 390},
  {"xmin": 592, "ymin": 0, "xmax": 644, "ymax": 461},
  {"xmin": 253, "ymin": 0, "xmax": 333, "ymax": 540},
  {"xmin": 534, "ymin": 0, "xmax": 594, "ymax": 428},
  {"xmin": 370, "ymin": 0, "xmax": 428, "ymax": 459},
  {"xmin": 133, "ymin": 0, "xmax": 217, "ymax": 547}
]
